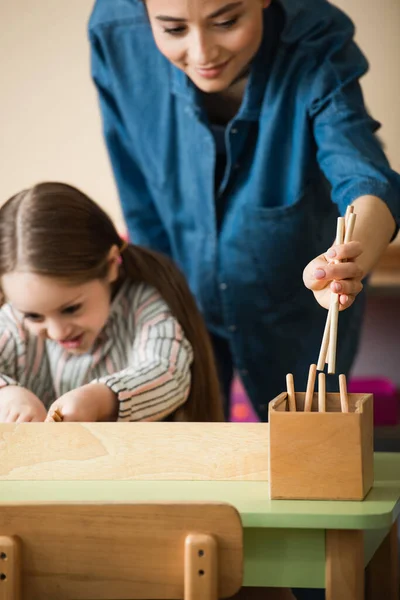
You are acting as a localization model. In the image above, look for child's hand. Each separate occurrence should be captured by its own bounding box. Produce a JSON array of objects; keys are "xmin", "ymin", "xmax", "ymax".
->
[
  {"xmin": 48, "ymin": 383, "xmax": 118, "ymax": 422},
  {"xmin": 303, "ymin": 241, "xmax": 364, "ymax": 310},
  {"xmin": 0, "ymin": 387, "xmax": 47, "ymax": 422}
]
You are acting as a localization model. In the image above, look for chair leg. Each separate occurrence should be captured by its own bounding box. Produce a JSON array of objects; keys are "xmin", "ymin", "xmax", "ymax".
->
[
  {"xmin": 184, "ymin": 533, "xmax": 218, "ymax": 600},
  {"xmin": 0, "ymin": 536, "xmax": 21, "ymax": 600}
]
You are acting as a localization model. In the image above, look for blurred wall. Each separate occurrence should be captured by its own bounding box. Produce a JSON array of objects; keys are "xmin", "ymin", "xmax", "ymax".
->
[{"xmin": 0, "ymin": 0, "xmax": 122, "ymax": 228}]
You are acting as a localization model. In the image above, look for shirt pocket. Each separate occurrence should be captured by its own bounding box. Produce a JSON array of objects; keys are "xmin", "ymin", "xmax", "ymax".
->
[{"xmin": 243, "ymin": 183, "xmax": 328, "ymax": 306}]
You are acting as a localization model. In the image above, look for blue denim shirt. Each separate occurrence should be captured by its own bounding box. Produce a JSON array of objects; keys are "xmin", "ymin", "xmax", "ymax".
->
[{"xmin": 89, "ymin": 0, "xmax": 400, "ymax": 420}]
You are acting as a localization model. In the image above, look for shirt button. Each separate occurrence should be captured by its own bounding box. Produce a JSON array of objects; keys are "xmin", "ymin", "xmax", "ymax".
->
[
  {"xmin": 228, "ymin": 325, "xmax": 237, "ymax": 333},
  {"xmin": 219, "ymin": 283, "xmax": 228, "ymax": 291},
  {"xmin": 231, "ymin": 128, "xmax": 238, "ymax": 134}
]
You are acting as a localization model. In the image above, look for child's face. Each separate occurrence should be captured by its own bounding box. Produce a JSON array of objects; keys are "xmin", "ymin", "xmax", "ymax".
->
[
  {"xmin": 146, "ymin": 0, "xmax": 269, "ymax": 93},
  {"xmin": 2, "ymin": 271, "xmax": 116, "ymax": 355}
]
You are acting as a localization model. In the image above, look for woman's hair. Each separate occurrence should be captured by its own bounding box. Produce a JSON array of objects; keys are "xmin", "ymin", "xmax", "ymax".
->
[{"xmin": 0, "ymin": 182, "xmax": 224, "ymax": 422}]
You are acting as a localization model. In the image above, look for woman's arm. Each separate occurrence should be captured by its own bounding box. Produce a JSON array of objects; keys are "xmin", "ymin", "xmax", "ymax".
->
[
  {"xmin": 303, "ymin": 195, "xmax": 396, "ymax": 309},
  {"xmin": 352, "ymin": 195, "xmax": 396, "ymax": 274},
  {"xmin": 302, "ymin": 25, "xmax": 400, "ymax": 309},
  {"xmin": 89, "ymin": 32, "xmax": 172, "ymax": 254}
]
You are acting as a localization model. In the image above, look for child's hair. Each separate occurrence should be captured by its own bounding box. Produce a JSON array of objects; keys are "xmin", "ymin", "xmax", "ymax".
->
[{"xmin": 0, "ymin": 182, "xmax": 224, "ymax": 422}]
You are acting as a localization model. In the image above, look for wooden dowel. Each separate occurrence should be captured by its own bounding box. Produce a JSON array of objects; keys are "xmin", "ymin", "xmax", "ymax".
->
[
  {"xmin": 344, "ymin": 212, "xmax": 356, "ymax": 244},
  {"xmin": 317, "ymin": 210, "xmax": 353, "ymax": 371},
  {"xmin": 339, "ymin": 374, "xmax": 349, "ymax": 413},
  {"xmin": 317, "ymin": 306, "xmax": 331, "ymax": 371},
  {"xmin": 328, "ymin": 217, "xmax": 345, "ymax": 374},
  {"xmin": 318, "ymin": 372, "xmax": 326, "ymax": 412},
  {"xmin": 345, "ymin": 204, "xmax": 354, "ymax": 225},
  {"xmin": 328, "ymin": 293, "xmax": 340, "ymax": 374},
  {"xmin": 45, "ymin": 408, "xmax": 63, "ymax": 423},
  {"xmin": 304, "ymin": 364, "xmax": 317, "ymax": 412},
  {"xmin": 286, "ymin": 373, "xmax": 297, "ymax": 412}
]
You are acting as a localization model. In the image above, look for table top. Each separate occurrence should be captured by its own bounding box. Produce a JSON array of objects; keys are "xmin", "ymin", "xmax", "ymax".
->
[{"xmin": 1, "ymin": 453, "xmax": 399, "ymax": 531}]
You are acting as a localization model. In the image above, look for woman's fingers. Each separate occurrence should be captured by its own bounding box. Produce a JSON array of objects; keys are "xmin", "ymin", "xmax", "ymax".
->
[
  {"xmin": 330, "ymin": 279, "xmax": 364, "ymax": 296},
  {"xmin": 320, "ymin": 261, "xmax": 364, "ymax": 282},
  {"xmin": 324, "ymin": 240, "xmax": 362, "ymax": 262}
]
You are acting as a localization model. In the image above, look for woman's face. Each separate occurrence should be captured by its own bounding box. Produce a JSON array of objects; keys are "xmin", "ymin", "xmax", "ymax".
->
[{"xmin": 146, "ymin": 0, "xmax": 270, "ymax": 93}]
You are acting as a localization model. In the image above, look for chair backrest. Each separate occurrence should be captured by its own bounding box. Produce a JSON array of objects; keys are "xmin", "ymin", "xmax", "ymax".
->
[{"xmin": 0, "ymin": 502, "xmax": 243, "ymax": 600}]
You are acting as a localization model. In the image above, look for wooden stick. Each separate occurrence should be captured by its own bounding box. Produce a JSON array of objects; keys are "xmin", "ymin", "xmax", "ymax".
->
[
  {"xmin": 344, "ymin": 212, "xmax": 356, "ymax": 245},
  {"xmin": 339, "ymin": 374, "xmax": 349, "ymax": 413},
  {"xmin": 304, "ymin": 364, "xmax": 317, "ymax": 412},
  {"xmin": 345, "ymin": 204, "xmax": 354, "ymax": 225},
  {"xmin": 317, "ymin": 306, "xmax": 331, "ymax": 371},
  {"xmin": 45, "ymin": 408, "xmax": 63, "ymax": 423},
  {"xmin": 286, "ymin": 373, "xmax": 297, "ymax": 412},
  {"xmin": 327, "ymin": 217, "xmax": 345, "ymax": 374},
  {"xmin": 317, "ymin": 209, "xmax": 357, "ymax": 373},
  {"xmin": 318, "ymin": 372, "xmax": 326, "ymax": 412},
  {"xmin": 317, "ymin": 209, "xmax": 353, "ymax": 370}
]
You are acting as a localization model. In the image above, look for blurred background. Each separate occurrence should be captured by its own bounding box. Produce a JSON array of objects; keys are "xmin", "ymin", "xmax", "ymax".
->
[{"xmin": 1, "ymin": 0, "xmax": 400, "ymax": 434}]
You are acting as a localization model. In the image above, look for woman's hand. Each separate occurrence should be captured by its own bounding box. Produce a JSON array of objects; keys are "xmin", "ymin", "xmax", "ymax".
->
[
  {"xmin": 303, "ymin": 240, "xmax": 364, "ymax": 310},
  {"xmin": 47, "ymin": 383, "xmax": 119, "ymax": 422},
  {"xmin": 0, "ymin": 387, "xmax": 47, "ymax": 422}
]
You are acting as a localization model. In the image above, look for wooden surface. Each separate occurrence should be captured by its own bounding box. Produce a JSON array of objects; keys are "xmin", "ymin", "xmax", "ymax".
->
[
  {"xmin": 0, "ymin": 454, "xmax": 399, "ymax": 532},
  {"xmin": 0, "ymin": 423, "xmax": 269, "ymax": 481},
  {"xmin": 361, "ymin": 394, "xmax": 375, "ymax": 501},
  {"xmin": 0, "ymin": 536, "xmax": 21, "ymax": 600},
  {"xmin": 0, "ymin": 455, "xmax": 399, "ymax": 590},
  {"xmin": 0, "ymin": 503, "xmax": 242, "ymax": 600},
  {"xmin": 365, "ymin": 520, "xmax": 399, "ymax": 600},
  {"xmin": 326, "ymin": 530, "xmax": 364, "ymax": 600},
  {"xmin": 184, "ymin": 533, "xmax": 218, "ymax": 600},
  {"xmin": 269, "ymin": 393, "xmax": 374, "ymax": 500}
]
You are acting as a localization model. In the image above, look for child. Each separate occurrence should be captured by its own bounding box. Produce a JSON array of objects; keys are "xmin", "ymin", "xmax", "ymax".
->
[{"xmin": 0, "ymin": 182, "xmax": 223, "ymax": 423}]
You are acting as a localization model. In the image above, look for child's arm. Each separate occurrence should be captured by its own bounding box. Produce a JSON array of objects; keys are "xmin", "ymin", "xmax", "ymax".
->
[
  {"xmin": 0, "ymin": 386, "xmax": 47, "ymax": 422},
  {"xmin": 48, "ymin": 285, "xmax": 194, "ymax": 422},
  {"xmin": 0, "ymin": 310, "xmax": 46, "ymax": 422}
]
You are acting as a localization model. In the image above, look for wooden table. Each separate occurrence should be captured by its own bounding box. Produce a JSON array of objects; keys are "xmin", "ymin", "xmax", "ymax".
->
[{"xmin": 0, "ymin": 453, "xmax": 398, "ymax": 600}]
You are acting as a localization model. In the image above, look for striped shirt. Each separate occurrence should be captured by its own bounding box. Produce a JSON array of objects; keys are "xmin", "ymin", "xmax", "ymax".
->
[{"xmin": 0, "ymin": 280, "xmax": 193, "ymax": 421}]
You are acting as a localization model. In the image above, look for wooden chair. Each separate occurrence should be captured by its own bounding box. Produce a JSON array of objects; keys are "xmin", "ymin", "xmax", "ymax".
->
[{"xmin": 0, "ymin": 502, "xmax": 243, "ymax": 600}]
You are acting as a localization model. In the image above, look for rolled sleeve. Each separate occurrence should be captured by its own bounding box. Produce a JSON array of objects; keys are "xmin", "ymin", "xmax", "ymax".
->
[{"xmin": 309, "ymin": 46, "xmax": 400, "ymax": 228}]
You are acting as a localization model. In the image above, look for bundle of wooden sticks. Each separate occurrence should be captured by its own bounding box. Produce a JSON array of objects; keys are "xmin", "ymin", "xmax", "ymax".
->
[
  {"xmin": 45, "ymin": 408, "xmax": 63, "ymax": 422},
  {"xmin": 285, "ymin": 206, "xmax": 356, "ymax": 414},
  {"xmin": 286, "ymin": 367, "xmax": 349, "ymax": 413},
  {"xmin": 317, "ymin": 205, "xmax": 357, "ymax": 374}
]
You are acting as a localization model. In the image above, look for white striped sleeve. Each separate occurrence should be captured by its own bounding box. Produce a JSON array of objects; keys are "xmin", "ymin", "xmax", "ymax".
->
[
  {"xmin": 93, "ymin": 287, "xmax": 194, "ymax": 421},
  {"xmin": 0, "ymin": 310, "xmax": 20, "ymax": 389}
]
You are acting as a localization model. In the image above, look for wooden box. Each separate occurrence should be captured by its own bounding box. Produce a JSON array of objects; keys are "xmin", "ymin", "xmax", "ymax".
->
[{"xmin": 268, "ymin": 392, "xmax": 374, "ymax": 501}]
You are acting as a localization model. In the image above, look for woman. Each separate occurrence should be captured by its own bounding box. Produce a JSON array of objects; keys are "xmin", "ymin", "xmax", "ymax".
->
[{"xmin": 88, "ymin": 0, "xmax": 400, "ymax": 420}]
